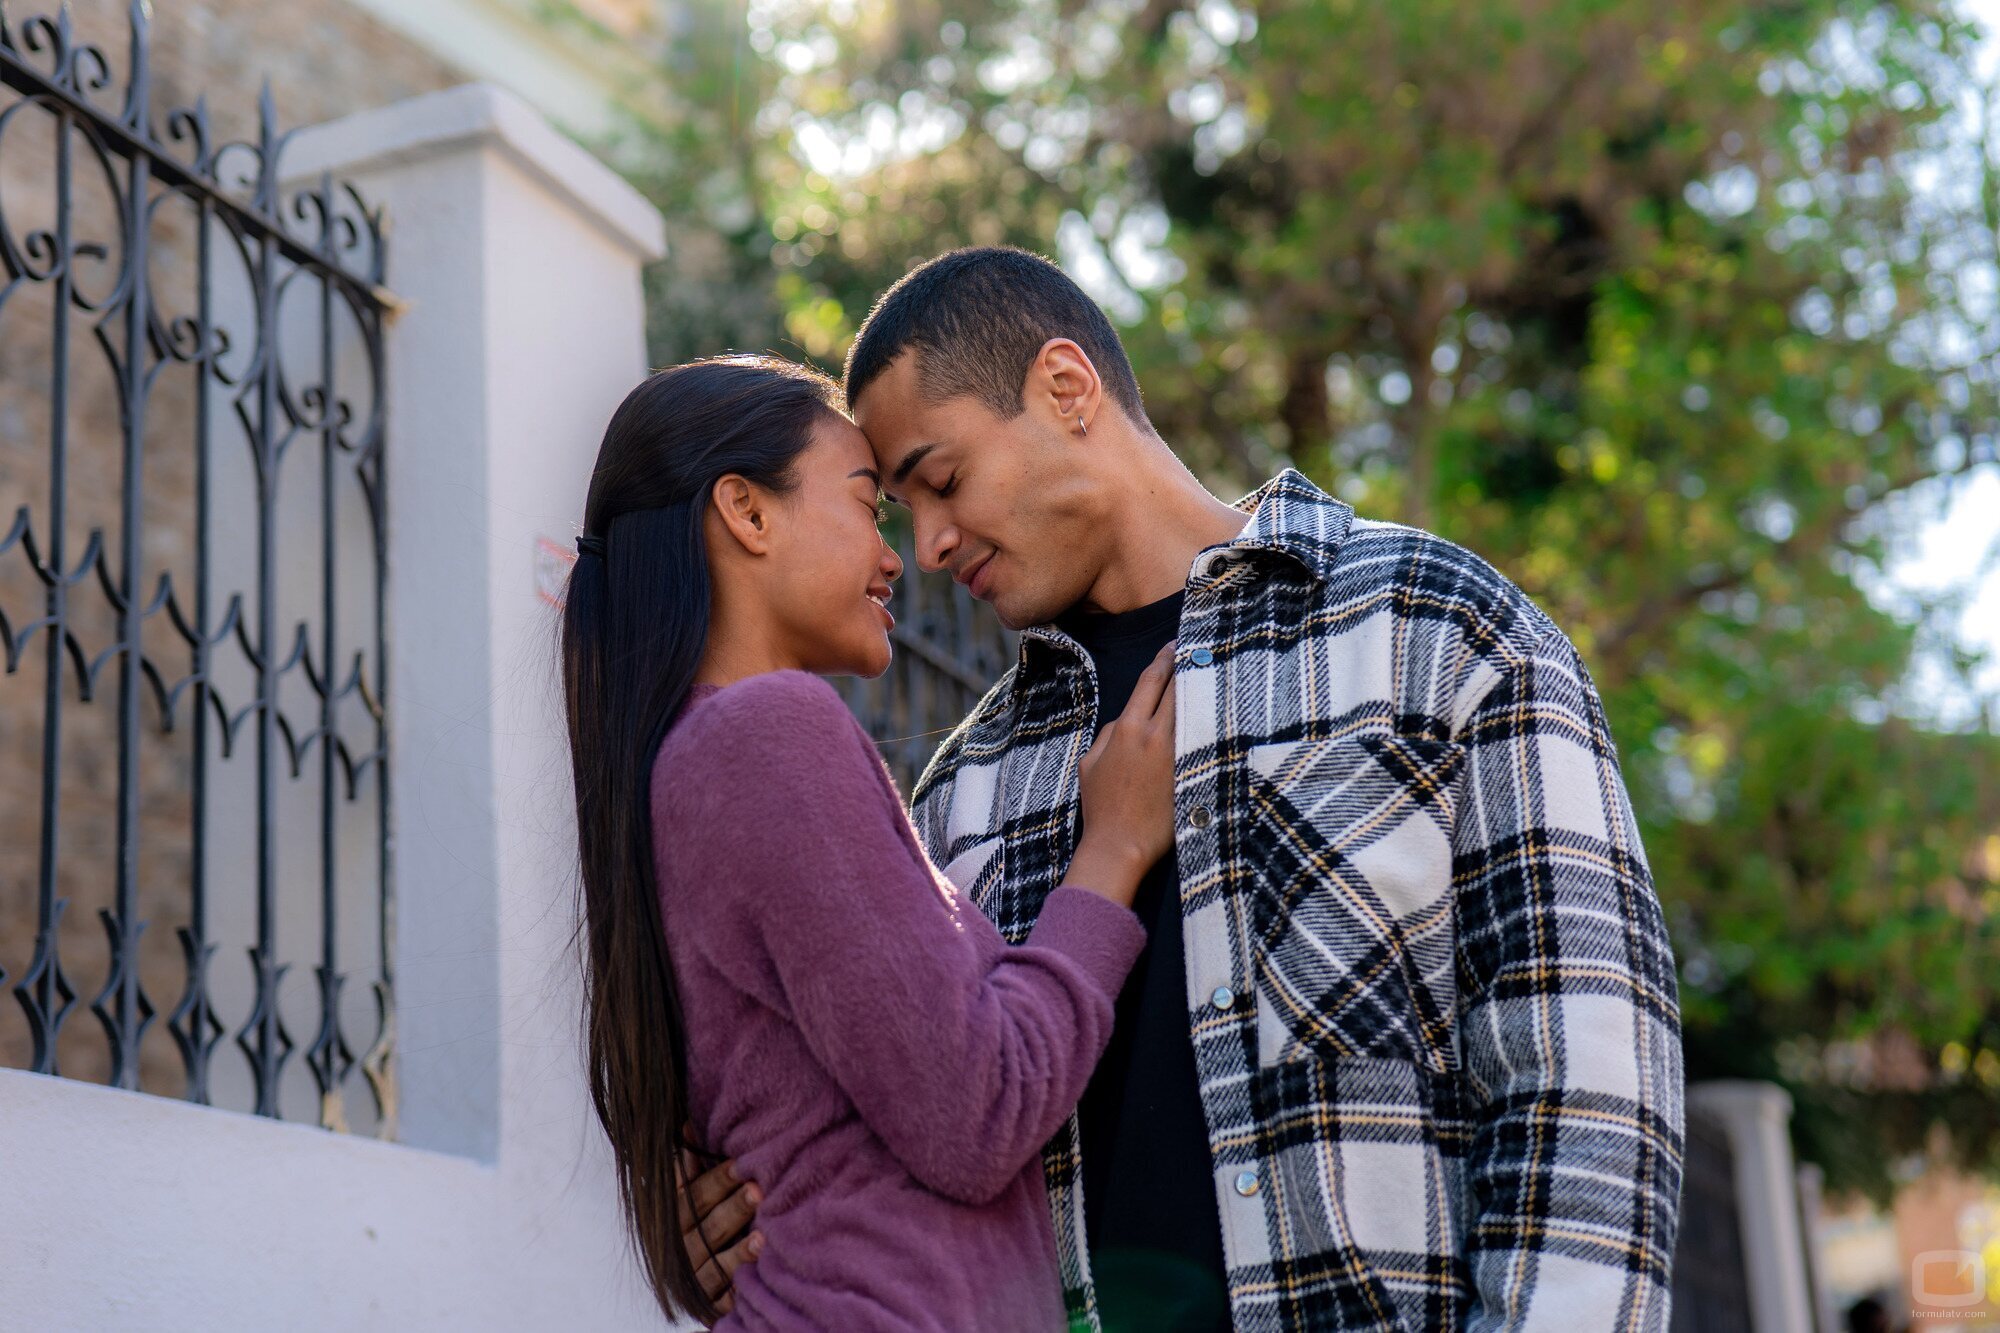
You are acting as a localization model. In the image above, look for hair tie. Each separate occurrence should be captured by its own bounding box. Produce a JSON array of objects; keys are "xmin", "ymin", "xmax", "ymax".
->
[{"xmin": 575, "ymin": 533, "xmax": 607, "ymax": 558}]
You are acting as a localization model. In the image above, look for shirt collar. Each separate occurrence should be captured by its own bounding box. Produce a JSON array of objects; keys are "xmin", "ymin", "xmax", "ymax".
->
[
  {"xmin": 1201, "ymin": 466, "xmax": 1354, "ymax": 584},
  {"xmin": 1009, "ymin": 467, "xmax": 1354, "ymax": 699}
]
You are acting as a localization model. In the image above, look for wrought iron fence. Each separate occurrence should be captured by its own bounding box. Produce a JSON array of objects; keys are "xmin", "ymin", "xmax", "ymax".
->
[
  {"xmin": 0, "ymin": 3, "xmax": 395, "ymax": 1133},
  {"xmin": 837, "ymin": 520, "xmax": 1017, "ymax": 796}
]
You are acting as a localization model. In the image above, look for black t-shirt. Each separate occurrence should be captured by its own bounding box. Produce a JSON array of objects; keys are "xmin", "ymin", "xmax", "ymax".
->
[{"xmin": 1056, "ymin": 589, "xmax": 1231, "ymax": 1333}]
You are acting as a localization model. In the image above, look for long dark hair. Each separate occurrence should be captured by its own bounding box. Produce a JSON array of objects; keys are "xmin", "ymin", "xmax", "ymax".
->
[{"xmin": 559, "ymin": 354, "xmax": 843, "ymax": 1323}]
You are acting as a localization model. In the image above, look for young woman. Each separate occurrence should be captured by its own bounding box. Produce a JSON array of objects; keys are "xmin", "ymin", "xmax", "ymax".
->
[{"xmin": 558, "ymin": 355, "xmax": 1178, "ymax": 1330}]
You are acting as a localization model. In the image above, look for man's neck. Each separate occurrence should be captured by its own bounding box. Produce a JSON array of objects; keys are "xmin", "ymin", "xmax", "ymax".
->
[{"xmin": 1069, "ymin": 453, "xmax": 1250, "ymax": 616}]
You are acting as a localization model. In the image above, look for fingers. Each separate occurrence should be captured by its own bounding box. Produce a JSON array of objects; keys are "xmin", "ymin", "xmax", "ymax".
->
[
  {"xmin": 674, "ymin": 1125, "xmax": 764, "ymax": 1319},
  {"xmin": 694, "ymin": 1228, "xmax": 764, "ymax": 1313},
  {"xmin": 675, "ymin": 1149, "xmax": 745, "ymax": 1236},
  {"xmin": 687, "ymin": 1179, "xmax": 761, "ymax": 1261},
  {"xmin": 1123, "ymin": 639, "xmax": 1178, "ymax": 721}
]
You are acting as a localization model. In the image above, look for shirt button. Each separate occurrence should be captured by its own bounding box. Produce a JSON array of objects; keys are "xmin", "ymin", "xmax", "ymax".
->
[
  {"xmin": 1188, "ymin": 805, "xmax": 1213, "ymax": 829},
  {"xmin": 1189, "ymin": 647, "xmax": 1214, "ymax": 666},
  {"xmin": 1234, "ymin": 1168, "xmax": 1260, "ymax": 1197},
  {"xmin": 1209, "ymin": 986, "xmax": 1236, "ymax": 1011}
]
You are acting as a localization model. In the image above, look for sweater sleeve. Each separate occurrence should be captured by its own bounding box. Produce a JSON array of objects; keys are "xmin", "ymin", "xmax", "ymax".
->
[{"xmin": 665, "ymin": 670, "xmax": 1146, "ymax": 1206}]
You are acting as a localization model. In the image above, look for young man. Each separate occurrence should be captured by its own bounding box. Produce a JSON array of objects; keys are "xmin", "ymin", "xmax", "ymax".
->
[{"xmin": 687, "ymin": 247, "xmax": 1684, "ymax": 1332}]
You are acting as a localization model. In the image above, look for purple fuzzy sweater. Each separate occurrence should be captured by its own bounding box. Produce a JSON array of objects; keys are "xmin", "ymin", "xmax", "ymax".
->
[{"xmin": 651, "ymin": 669, "xmax": 1146, "ymax": 1332}]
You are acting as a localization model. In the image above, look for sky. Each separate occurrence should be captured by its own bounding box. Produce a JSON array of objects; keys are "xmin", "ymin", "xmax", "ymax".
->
[
  {"xmin": 1878, "ymin": 466, "xmax": 1999, "ymax": 727},
  {"xmin": 1876, "ymin": 0, "xmax": 2000, "ymax": 727}
]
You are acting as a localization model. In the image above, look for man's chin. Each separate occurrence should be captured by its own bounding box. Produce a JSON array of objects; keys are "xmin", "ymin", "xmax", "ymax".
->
[{"xmin": 989, "ymin": 595, "xmax": 1054, "ymax": 633}]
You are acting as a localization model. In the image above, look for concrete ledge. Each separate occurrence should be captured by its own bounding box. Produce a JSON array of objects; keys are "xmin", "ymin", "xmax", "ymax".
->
[{"xmin": 282, "ymin": 81, "xmax": 668, "ymax": 263}]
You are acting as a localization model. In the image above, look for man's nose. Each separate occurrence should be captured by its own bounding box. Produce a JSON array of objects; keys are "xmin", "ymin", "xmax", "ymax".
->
[{"xmin": 914, "ymin": 515, "xmax": 956, "ymax": 574}]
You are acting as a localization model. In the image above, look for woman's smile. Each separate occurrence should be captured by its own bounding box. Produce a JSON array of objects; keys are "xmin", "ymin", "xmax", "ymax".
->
[{"xmin": 867, "ymin": 578, "xmax": 895, "ymax": 631}]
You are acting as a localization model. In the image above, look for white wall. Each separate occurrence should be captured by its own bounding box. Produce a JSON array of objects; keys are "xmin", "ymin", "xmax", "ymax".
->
[{"xmin": 0, "ymin": 82, "xmax": 671, "ymax": 1331}]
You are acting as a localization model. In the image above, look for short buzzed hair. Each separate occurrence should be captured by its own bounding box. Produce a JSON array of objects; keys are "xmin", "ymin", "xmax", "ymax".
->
[{"xmin": 843, "ymin": 246, "xmax": 1146, "ymax": 423}]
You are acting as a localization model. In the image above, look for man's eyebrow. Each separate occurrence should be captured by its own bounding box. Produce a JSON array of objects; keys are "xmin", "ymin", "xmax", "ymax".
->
[{"xmin": 889, "ymin": 442, "xmax": 940, "ymax": 488}]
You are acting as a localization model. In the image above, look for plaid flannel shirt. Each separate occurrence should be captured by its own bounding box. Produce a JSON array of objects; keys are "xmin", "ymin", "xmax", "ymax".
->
[{"xmin": 908, "ymin": 468, "xmax": 1684, "ymax": 1332}]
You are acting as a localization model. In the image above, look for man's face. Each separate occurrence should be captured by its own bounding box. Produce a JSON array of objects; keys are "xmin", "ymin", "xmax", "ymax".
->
[{"xmin": 853, "ymin": 351, "xmax": 1097, "ymax": 630}]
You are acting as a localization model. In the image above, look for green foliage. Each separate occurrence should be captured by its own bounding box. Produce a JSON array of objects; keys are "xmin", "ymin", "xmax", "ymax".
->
[{"xmin": 609, "ymin": 0, "xmax": 2000, "ymax": 1197}]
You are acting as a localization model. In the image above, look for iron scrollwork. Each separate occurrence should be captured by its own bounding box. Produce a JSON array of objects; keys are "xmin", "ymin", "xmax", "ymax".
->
[{"xmin": 0, "ymin": 2, "xmax": 395, "ymax": 1134}]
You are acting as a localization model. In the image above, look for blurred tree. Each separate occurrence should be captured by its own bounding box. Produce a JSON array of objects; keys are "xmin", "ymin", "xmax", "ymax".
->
[{"xmin": 608, "ymin": 0, "xmax": 2000, "ymax": 1200}]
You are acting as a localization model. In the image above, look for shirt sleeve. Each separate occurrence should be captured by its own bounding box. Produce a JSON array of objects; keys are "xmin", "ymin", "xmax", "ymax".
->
[
  {"xmin": 668, "ymin": 671, "xmax": 1146, "ymax": 1207},
  {"xmin": 1449, "ymin": 627, "xmax": 1685, "ymax": 1331}
]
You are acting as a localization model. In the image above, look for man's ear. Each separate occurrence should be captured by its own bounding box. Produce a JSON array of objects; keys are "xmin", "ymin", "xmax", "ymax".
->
[
  {"xmin": 1031, "ymin": 338, "xmax": 1103, "ymax": 435},
  {"xmin": 709, "ymin": 474, "xmax": 774, "ymax": 555}
]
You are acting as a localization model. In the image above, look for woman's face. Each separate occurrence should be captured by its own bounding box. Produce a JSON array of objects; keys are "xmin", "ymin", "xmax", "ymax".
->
[{"xmin": 767, "ymin": 414, "xmax": 903, "ymax": 678}]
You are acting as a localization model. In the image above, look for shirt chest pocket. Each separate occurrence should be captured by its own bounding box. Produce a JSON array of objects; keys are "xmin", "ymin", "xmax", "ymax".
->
[{"xmin": 1239, "ymin": 733, "xmax": 1468, "ymax": 1072}]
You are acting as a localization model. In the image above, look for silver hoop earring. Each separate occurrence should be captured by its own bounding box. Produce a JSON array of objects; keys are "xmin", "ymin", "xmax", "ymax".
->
[{"xmin": 1077, "ymin": 415, "xmax": 1087, "ymax": 435}]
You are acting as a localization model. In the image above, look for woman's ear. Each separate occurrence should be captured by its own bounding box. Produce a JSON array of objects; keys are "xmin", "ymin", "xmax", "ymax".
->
[{"xmin": 710, "ymin": 474, "xmax": 774, "ymax": 555}]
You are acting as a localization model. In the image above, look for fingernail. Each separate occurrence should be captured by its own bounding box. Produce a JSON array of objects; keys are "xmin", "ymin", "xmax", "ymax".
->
[
  {"xmin": 726, "ymin": 1159, "xmax": 741, "ymax": 1182},
  {"xmin": 746, "ymin": 1183, "xmax": 764, "ymax": 1205},
  {"xmin": 748, "ymin": 1230, "xmax": 766, "ymax": 1257}
]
